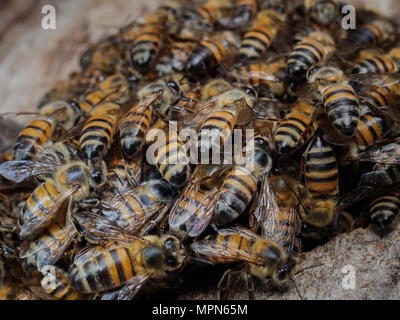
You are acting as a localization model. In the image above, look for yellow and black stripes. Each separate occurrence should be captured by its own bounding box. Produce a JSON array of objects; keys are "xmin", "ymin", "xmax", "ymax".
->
[
  {"xmin": 369, "ymin": 190, "xmax": 400, "ymax": 230},
  {"xmin": 362, "ymin": 85, "xmax": 393, "ymax": 109},
  {"xmin": 304, "ymin": 136, "xmax": 338, "ymax": 194},
  {"xmin": 69, "ymin": 246, "xmax": 135, "ymax": 293},
  {"xmin": 355, "ymin": 23, "xmax": 384, "ymax": 45},
  {"xmin": 239, "ymin": 26, "xmax": 273, "ymax": 60},
  {"xmin": 13, "ymin": 120, "xmax": 54, "ymax": 161},
  {"xmin": 186, "ymin": 38, "xmax": 227, "ymax": 75},
  {"xmin": 18, "ymin": 180, "xmax": 60, "ymax": 240},
  {"xmin": 120, "ymin": 103, "xmax": 152, "ymax": 159},
  {"xmin": 322, "ymin": 84, "xmax": 360, "ymax": 137},
  {"xmin": 130, "ymin": 24, "xmax": 163, "ymax": 71},
  {"xmin": 80, "ymin": 103, "xmax": 120, "ymax": 162},
  {"xmin": 287, "ymin": 38, "xmax": 325, "ymax": 78},
  {"xmin": 275, "ymin": 101, "xmax": 316, "ymax": 154},
  {"xmin": 352, "ymin": 55, "xmax": 397, "ymax": 74},
  {"xmin": 215, "ymin": 166, "xmax": 257, "ymax": 225},
  {"xmin": 154, "ymin": 136, "xmax": 191, "ymax": 187},
  {"xmin": 232, "ymin": 0, "xmax": 258, "ymax": 25},
  {"xmin": 43, "ymin": 269, "xmax": 87, "ymax": 300},
  {"xmin": 210, "ymin": 233, "xmax": 252, "ymax": 263},
  {"xmin": 271, "ymin": 209, "xmax": 296, "ymax": 253},
  {"xmin": 354, "ymin": 112, "xmax": 384, "ymax": 147},
  {"xmin": 199, "ymin": 110, "xmax": 236, "ymax": 152}
]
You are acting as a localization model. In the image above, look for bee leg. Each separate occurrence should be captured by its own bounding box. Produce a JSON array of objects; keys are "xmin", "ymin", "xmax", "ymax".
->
[
  {"xmin": 294, "ymin": 238, "xmax": 303, "ymax": 253},
  {"xmin": 218, "ymin": 268, "xmax": 233, "ymax": 300},
  {"xmin": 159, "ymin": 214, "xmax": 170, "ymax": 234},
  {"xmin": 245, "ymin": 273, "xmax": 255, "ymax": 300}
]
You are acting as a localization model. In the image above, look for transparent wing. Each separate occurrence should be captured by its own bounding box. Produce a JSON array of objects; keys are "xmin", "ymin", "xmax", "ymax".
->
[
  {"xmin": 0, "ymin": 160, "xmax": 59, "ymax": 183},
  {"xmin": 349, "ymin": 141, "xmax": 400, "ymax": 164},
  {"xmin": 72, "ymin": 210, "xmax": 140, "ymax": 243},
  {"xmin": 180, "ymin": 100, "xmax": 217, "ymax": 129},
  {"xmin": 235, "ymin": 98, "xmax": 255, "ymax": 126},
  {"xmin": 19, "ymin": 186, "xmax": 77, "ymax": 240},
  {"xmin": 101, "ymin": 275, "xmax": 148, "ymax": 300},
  {"xmin": 347, "ymin": 72, "xmax": 400, "ymax": 87},
  {"xmin": 253, "ymin": 174, "xmax": 279, "ymax": 229}
]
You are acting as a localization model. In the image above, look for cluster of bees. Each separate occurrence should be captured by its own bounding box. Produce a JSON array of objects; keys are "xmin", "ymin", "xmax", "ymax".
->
[{"xmin": 0, "ymin": 0, "xmax": 399, "ymax": 300}]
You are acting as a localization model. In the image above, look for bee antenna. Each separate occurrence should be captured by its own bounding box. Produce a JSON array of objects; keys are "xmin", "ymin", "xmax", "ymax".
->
[
  {"xmin": 295, "ymin": 263, "xmax": 324, "ymax": 275},
  {"xmin": 290, "ymin": 277, "xmax": 303, "ymax": 300}
]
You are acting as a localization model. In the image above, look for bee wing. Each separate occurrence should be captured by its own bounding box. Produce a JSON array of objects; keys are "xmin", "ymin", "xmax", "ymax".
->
[
  {"xmin": 0, "ymin": 160, "xmax": 59, "ymax": 183},
  {"xmin": 235, "ymin": 98, "xmax": 255, "ymax": 126},
  {"xmin": 180, "ymin": 100, "xmax": 217, "ymax": 129},
  {"xmin": 349, "ymin": 141, "xmax": 400, "ymax": 164},
  {"xmin": 295, "ymin": 82, "xmax": 319, "ymax": 101},
  {"xmin": 216, "ymin": 225, "xmax": 261, "ymax": 241},
  {"xmin": 118, "ymin": 100, "xmax": 153, "ymax": 131},
  {"xmin": 19, "ymin": 186, "xmax": 78, "ymax": 241},
  {"xmin": 336, "ymin": 186, "xmax": 376, "ymax": 212},
  {"xmin": 347, "ymin": 72, "xmax": 400, "ymax": 87},
  {"xmin": 191, "ymin": 237, "xmax": 261, "ymax": 265},
  {"xmin": 72, "ymin": 211, "xmax": 139, "ymax": 243},
  {"xmin": 253, "ymin": 174, "xmax": 279, "ymax": 227},
  {"xmin": 101, "ymin": 275, "xmax": 148, "ymax": 300}
]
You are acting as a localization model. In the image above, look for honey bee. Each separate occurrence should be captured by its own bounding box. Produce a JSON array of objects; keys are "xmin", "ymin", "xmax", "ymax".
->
[
  {"xmin": 129, "ymin": 13, "xmax": 167, "ymax": 71},
  {"xmin": 20, "ymin": 205, "xmax": 76, "ymax": 273},
  {"xmin": 168, "ymin": 165, "xmax": 224, "ymax": 237},
  {"xmin": 347, "ymin": 15, "xmax": 395, "ymax": 46},
  {"xmin": 40, "ymin": 266, "xmax": 88, "ymax": 300},
  {"xmin": 274, "ymin": 100, "xmax": 318, "ymax": 154},
  {"xmin": 78, "ymin": 73, "xmax": 130, "ymax": 115},
  {"xmin": 304, "ymin": 0, "xmax": 338, "ymax": 26},
  {"xmin": 214, "ymin": 135, "xmax": 273, "ymax": 226},
  {"xmin": 107, "ymin": 156, "xmax": 142, "ymax": 192},
  {"xmin": 11, "ymin": 100, "xmax": 81, "ymax": 161},
  {"xmin": 191, "ymin": 225, "xmax": 298, "ymax": 300},
  {"xmin": 228, "ymin": 57, "xmax": 288, "ymax": 98},
  {"xmin": 183, "ymin": 87, "xmax": 256, "ymax": 154},
  {"xmin": 86, "ymin": 179, "xmax": 176, "ymax": 236},
  {"xmin": 17, "ymin": 161, "xmax": 90, "ymax": 240},
  {"xmin": 119, "ymin": 74, "xmax": 188, "ymax": 159},
  {"xmin": 185, "ymin": 31, "xmax": 240, "ymax": 78},
  {"xmin": 191, "ymin": 0, "xmax": 233, "ymax": 30},
  {"xmin": 68, "ymin": 216, "xmax": 184, "ymax": 298},
  {"xmin": 300, "ymin": 136, "xmax": 338, "ymax": 228},
  {"xmin": 287, "ymin": 31, "xmax": 335, "ymax": 79},
  {"xmin": 79, "ymin": 102, "xmax": 121, "ymax": 187},
  {"xmin": 369, "ymin": 190, "xmax": 400, "ymax": 234},
  {"xmin": 239, "ymin": 9, "xmax": 286, "ymax": 60},
  {"xmin": 218, "ymin": 0, "xmax": 258, "ymax": 29},
  {"xmin": 156, "ymin": 41, "xmax": 197, "ymax": 76}
]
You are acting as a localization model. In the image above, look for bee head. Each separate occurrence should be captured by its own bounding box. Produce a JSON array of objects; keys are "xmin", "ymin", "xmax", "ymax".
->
[{"xmin": 162, "ymin": 235, "xmax": 184, "ymax": 270}]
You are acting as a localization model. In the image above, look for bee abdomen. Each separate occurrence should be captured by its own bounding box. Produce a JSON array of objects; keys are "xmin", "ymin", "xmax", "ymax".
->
[
  {"xmin": 186, "ymin": 39, "xmax": 226, "ymax": 75},
  {"xmin": 13, "ymin": 120, "xmax": 54, "ymax": 160},
  {"xmin": 215, "ymin": 167, "xmax": 257, "ymax": 225},
  {"xmin": 70, "ymin": 248, "xmax": 134, "ymax": 293},
  {"xmin": 239, "ymin": 26, "xmax": 273, "ymax": 59},
  {"xmin": 275, "ymin": 115, "xmax": 311, "ymax": 153},
  {"xmin": 322, "ymin": 84, "xmax": 360, "ymax": 137},
  {"xmin": 352, "ymin": 56, "xmax": 396, "ymax": 74},
  {"xmin": 287, "ymin": 40, "xmax": 324, "ymax": 78},
  {"xmin": 305, "ymin": 137, "xmax": 338, "ymax": 194},
  {"xmin": 369, "ymin": 191, "xmax": 400, "ymax": 229},
  {"xmin": 363, "ymin": 86, "xmax": 392, "ymax": 108},
  {"xmin": 354, "ymin": 113, "xmax": 384, "ymax": 147},
  {"xmin": 131, "ymin": 26, "xmax": 163, "ymax": 70},
  {"xmin": 355, "ymin": 24, "xmax": 383, "ymax": 45}
]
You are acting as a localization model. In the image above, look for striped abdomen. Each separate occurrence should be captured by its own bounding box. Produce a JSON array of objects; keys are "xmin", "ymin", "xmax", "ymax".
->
[
  {"xmin": 239, "ymin": 25, "xmax": 273, "ymax": 60},
  {"xmin": 209, "ymin": 233, "xmax": 251, "ymax": 264},
  {"xmin": 19, "ymin": 180, "xmax": 61, "ymax": 240},
  {"xmin": 120, "ymin": 103, "xmax": 152, "ymax": 159},
  {"xmin": 130, "ymin": 24, "xmax": 163, "ymax": 71},
  {"xmin": 107, "ymin": 158, "xmax": 142, "ymax": 191},
  {"xmin": 233, "ymin": 0, "xmax": 257, "ymax": 24},
  {"xmin": 13, "ymin": 120, "xmax": 54, "ymax": 160},
  {"xmin": 79, "ymin": 90, "xmax": 106, "ymax": 114},
  {"xmin": 154, "ymin": 137, "xmax": 190, "ymax": 187},
  {"xmin": 275, "ymin": 107, "xmax": 315, "ymax": 154},
  {"xmin": 351, "ymin": 56, "xmax": 397, "ymax": 74},
  {"xmin": 42, "ymin": 269, "xmax": 87, "ymax": 300},
  {"xmin": 22, "ymin": 218, "xmax": 73, "ymax": 272},
  {"xmin": 199, "ymin": 110, "xmax": 236, "ymax": 152},
  {"xmin": 369, "ymin": 191, "xmax": 400, "ymax": 230},
  {"xmin": 304, "ymin": 136, "xmax": 338, "ymax": 194},
  {"xmin": 197, "ymin": 5, "xmax": 219, "ymax": 27},
  {"xmin": 354, "ymin": 113, "xmax": 384, "ymax": 147},
  {"xmin": 322, "ymin": 84, "xmax": 360, "ymax": 137},
  {"xmin": 69, "ymin": 246, "xmax": 136, "ymax": 293},
  {"xmin": 355, "ymin": 23, "xmax": 384, "ymax": 45},
  {"xmin": 362, "ymin": 85, "xmax": 393, "ymax": 109},
  {"xmin": 287, "ymin": 38, "xmax": 325, "ymax": 78},
  {"xmin": 186, "ymin": 39, "xmax": 226, "ymax": 75},
  {"xmin": 80, "ymin": 110, "xmax": 118, "ymax": 162},
  {"xmin": 215, "ymin": 166, "xmax": 257, "ymax": 225},
  {"xmin": 270, "ymin": 208, "xmax": 297, "ymax": 253}
]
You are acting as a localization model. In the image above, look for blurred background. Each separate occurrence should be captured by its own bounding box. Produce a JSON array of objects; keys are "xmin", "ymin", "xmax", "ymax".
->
[{"xmin": 0, "ymin": 0, "xmax": 398, "ymax": 113}]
